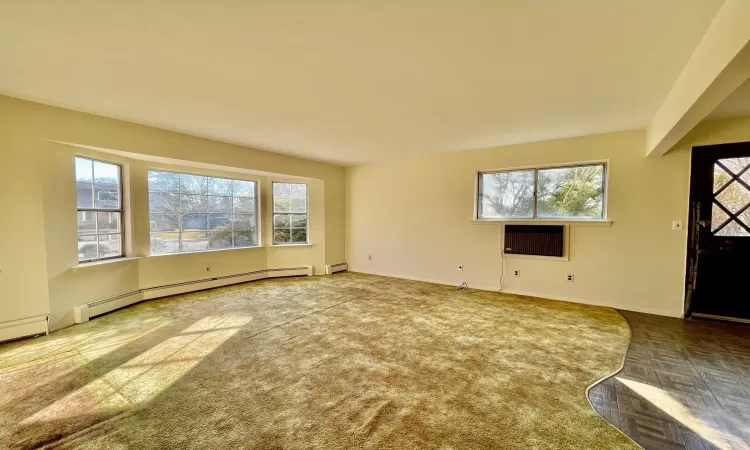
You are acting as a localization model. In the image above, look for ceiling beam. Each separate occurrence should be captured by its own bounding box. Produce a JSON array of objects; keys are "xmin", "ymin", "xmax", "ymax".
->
[{"xmin": 646, "ymin": 0, "xmax": 750, "ymax": 158}]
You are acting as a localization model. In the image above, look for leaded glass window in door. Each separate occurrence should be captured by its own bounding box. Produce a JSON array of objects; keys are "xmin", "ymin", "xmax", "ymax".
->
[{"xmin": 711, "ymin": 158, "xmax": 750, "ymax": 236}]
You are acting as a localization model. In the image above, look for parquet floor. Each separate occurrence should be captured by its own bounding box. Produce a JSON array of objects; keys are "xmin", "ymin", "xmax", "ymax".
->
[{"xmin": 589, "ymin": 311, "xmax": 750, "ymax": 450}]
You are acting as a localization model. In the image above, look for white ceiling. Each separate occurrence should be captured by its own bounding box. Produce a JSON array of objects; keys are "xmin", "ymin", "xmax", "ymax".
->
[
  {"xmin": 0, "ymin": 0, "xmax": 725, "ymax": 165},
  {"xmin": 708, "ymin": 77, "xmax": 750, "ymax": 120}
]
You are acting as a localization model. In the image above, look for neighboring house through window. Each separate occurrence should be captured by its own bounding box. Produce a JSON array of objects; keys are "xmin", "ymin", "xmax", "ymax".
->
[
  {"xmin": 75, "ymin": 156, "xmax": 124, "ymax": 262},
  {"xmin": 147, "ymin": 171, "xmax": 258, "ymax": 254}
]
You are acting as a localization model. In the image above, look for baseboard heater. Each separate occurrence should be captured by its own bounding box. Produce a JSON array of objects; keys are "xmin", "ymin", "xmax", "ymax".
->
[
  {"xmin": 325, "ymin": 262, "xmax": 348, "ymax": 274},
  {"xmin": 0, "ymin": 315, "xmax": 49, "ymax": 343},
  {"xmin": 73, "ymin": 265, "xmax": 313, "ymax": 324},
  {"xmin": 504, "ymin": 225, "xmax": 564, "ymax": 257}
]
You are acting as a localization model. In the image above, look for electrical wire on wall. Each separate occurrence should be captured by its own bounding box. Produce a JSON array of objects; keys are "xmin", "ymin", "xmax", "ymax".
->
[{"xmin": 498, "ymin": 227, "xmax": 507, "ymax": 290}]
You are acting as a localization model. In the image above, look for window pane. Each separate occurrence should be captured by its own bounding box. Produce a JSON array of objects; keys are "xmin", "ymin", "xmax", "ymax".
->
[
  {"xmin": 274, "ymin": 198, "xmax": 291, "ymax": 213},
  {"xmin": 289, "ymin": 183, "xmax": 307, "ymax": 199},
  {"xmin": 209, "ymin": 213, "xmax": 232, "ymax": 230},
  {"xmin": 715, "ymin": 181, "xmax": 750, "ymax": 214},
  {"xmin": 291, "ymin": 198, "xmax": 306, "ymax": 213},
  {"xmin": 180, "ymin": 174, "xmax": 206, "ymax": 194},
  {"xmin": 208, "ymin": 231, "xmax": 233, "ymax": 249},
  {"xmin": 274, "ymin": 214, "xmax": 291, "ymax": 227},
  {"xmin": 93, "ymin": 161, "xmax": 120, "ymax": 184},
  {"xmin": 94, "ymin": 183, "xmax": 120, "ymax": 209},
  {"xmin": 711, "ymin": 203, "xmax": 730, "ymax": 232},
  {"xmin": 274, "ymin": 228, "xmax": 291, "ymax": 243},
  {"xmin": 149, "ymin": 192, "xmax": 179, "ymax": 213},
  {"xmin": 78, "ymin": 235, "xmax": 98, "ymax": 261},
  {"xmin": 180, "ymin": 194, "xmax": 208, "ymax": 213},
  {"xmin": 291, "ymin": 214, "xmax": 307, "ymax": 228},
  {"xmin": 233, "ymin": 214, "xmax": 255, "ymax": 230},
  {"xmin": 181, "ymin": 233, "xmax": 209, "ymax": 252},
  {"xmin": 207, "ymin": 196, "xmax": 232, "ymax": 213},
  {"xmin": 291, "ymin": 229, "xmax": 307, "ymax": 243},
  {"xmin": 77, "ymin": 211, "xmax": 97, "ymax": 235},
  {"xmin": 537, "ymin": 165, "xmax": 604, "ymax": 219},
  {"xmin": 182, "ymin": 214, "xmax": 208, "ymax": 231},
  {"xmin": 714, "ymin": 164, "xmax": 732, "ymax": 193},
  {"xmin": 234, "ymin": 197, "xmax": 255, "ymax": 213},
  {"xmin": 233, "ymin": 230, "xmax": 256, "ymax": 247},
  {"xmin": 75, "ymin": 157, "xmax": 93, "ymax": 182},
  {"xmin": 232, "ymin": 180, "xmax": 255, "ymax": 197},
  {"xmin": 273, "ymin": 182, "xmax": 290, "ymax": 198},
  {"xmin": 479, "ymin": 170, "xmax": 534, "ymax": 218},
  {"xmin": 98, "ymin": 234, "xmax": 122, "ymax": 259},
  {"xmin": 151, "ymin": 232, "xmax": 179, "ymax": 254},
  {"xmin": 148, "ymin": 171, "xmax": 180, "ymax": 192},
  {"xmin": 716, "ymin": 220, "xmax": 750, "ymax": 237},
  {"xmin": 207, "ymin": 177, "xmax": 232, "ymax": 195},
  {"xmin": 76, "ymin": 182, "xmax": 93, "ymax": 208},
  {"xmin": 97, "ymin": 212, "xmax": 121, "ymax": 233},
  {"xmin": 150, "ymin": 213, "xmax": 179, "ymax": 232}
]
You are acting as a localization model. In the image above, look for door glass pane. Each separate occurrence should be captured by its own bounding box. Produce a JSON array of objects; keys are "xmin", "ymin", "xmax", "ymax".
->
[
  {"xmin": 716, "ymin": 220, "xmax": 750, "ymax": 237},
  {"xmin": 711, "ymin": 203, "xmax": 730, "ymax": 232},
  {"xmin": 714, "ymin": 181, "xmax": 750, "ymax": 213},
  {"xmin": 713, "ymin": 164, "xmax": 732, "ymax": 193},
  {"xmin": 479, "ymin": 170, "xmax": 535, "ymax": 218},
  {"xmin": 718, "ymin": 157, "xmax": 750, "ymax": 176}
]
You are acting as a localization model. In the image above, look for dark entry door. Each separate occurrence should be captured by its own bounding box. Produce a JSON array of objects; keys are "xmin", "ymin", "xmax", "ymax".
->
[{"xmin": 688, "ymin": 142, "xmax": 750, "ymax": 320}]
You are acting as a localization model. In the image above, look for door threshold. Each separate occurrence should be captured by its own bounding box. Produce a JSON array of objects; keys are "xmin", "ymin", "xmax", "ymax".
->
[{"xmin": 692, "ymin": 313, "xmax": 750, "ymax": 324}]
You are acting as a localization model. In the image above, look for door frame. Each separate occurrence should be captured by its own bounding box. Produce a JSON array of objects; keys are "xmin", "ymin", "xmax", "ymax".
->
[{"xmin": 685, "ymin": 141, "xmax": 750, "ymax": 317}]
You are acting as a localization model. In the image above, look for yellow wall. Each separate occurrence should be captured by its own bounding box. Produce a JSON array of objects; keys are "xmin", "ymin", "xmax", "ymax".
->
[
  {"xmin": 346, "ymin": 124, "xmax": 750, "ymax": 317},
  {"xmin": 0, "ymin": 95, "xmax": 345, "ymax": 332}
]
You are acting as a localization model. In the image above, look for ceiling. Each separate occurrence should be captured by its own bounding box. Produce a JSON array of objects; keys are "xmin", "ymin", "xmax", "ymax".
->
[
  {"xmin": 708, "ymin": 77, "xmax": 750, "ymax": 120},
  {"xmin": 0, "ymin": 0, "xmax": 726, "ymax": 165}
]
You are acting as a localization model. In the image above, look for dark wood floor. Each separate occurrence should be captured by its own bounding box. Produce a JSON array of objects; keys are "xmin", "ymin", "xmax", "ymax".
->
[{"xmin": 588, "ymin": 311, "xmax": 750, "ymax": 450}]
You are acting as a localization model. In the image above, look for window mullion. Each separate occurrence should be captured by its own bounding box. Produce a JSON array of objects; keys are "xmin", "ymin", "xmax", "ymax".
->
[{"xmin": 532, "ymin": 169, "xmax": 539, "ymax": 219}]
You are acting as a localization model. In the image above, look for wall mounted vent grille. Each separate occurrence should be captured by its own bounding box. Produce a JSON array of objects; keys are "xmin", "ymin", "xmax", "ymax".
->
[{"xmin": 504, "ymin": 225, "xmax": 564, "ymax": 257}]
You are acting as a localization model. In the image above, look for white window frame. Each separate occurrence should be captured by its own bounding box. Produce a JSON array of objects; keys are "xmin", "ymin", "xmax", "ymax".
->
[
  {"xmin": 147, "ymin": 170, "xmax": 260, "ymax": 255},
  {"xmin": 475, "ymin": 161, "xmax": 608, "ymax": 221},
  {"xmin": 272, "ymin": 182, "xmax": 309, "ymax": 245},
  {"xmin": 75, "ymin": 156, "xmax": 125, "ymax": 263}
]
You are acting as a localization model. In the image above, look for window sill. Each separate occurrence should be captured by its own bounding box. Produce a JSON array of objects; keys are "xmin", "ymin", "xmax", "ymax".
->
[
  {"xmin": 73, "ymin": 256, "xmax": 141, "ymax": 271},
  {"xmin": 267, "ymin": 243, "xmax": 314, "ymax": 248},
  {"xmin": 472, "ymin": 218, "xmax": 613, "ymax": 227},
  {"xmin": 147, "ymin": 246, "xmax": 264, "ymax": 257}
]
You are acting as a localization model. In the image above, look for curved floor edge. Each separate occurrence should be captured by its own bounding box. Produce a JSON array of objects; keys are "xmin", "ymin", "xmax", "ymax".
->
[{"xmin": 586, "ymin": 310, "xmax": 750, "ymax": 450}]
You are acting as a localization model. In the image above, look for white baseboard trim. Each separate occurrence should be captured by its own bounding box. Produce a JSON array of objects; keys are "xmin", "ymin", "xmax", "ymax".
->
[
  {"xmin": 349, "ymin": 269, "xmax": 680, "ymax": 318},
  {"xmin": 0, "ymin": 315, "xmax": 49, "ymax": 343},
  {"xmin": 73, "ymin": 266, "xmax": 313, "ymax": 324}
]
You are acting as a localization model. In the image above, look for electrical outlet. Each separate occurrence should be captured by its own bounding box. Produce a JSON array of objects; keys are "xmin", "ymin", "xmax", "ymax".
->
[
  {"xmin": 513, "ymin": 270, "xmax": 521, "ymax": 277},
  {"xmin": 672, "ymin": 220, "xmax": 683, "ymax": 231},
  {"xmin": 457, "ymin": 265, "xmax": 463, "ymax": 271},
  {"xmin": 368, "ymin": 254, "xmax": 372, "ymax": 261},
  {"xmin": 566, "ymin": 274, "xmax": 574, "ymax": 282},
  {"xmin": 206, "ymin": 265, "xmax": 212, "ymax": 272}
]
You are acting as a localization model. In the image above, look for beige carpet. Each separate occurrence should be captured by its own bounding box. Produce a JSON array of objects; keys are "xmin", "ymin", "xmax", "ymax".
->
[{"xmin": 0, "ymin": 273, "xmax": 635, "ymax": 449}]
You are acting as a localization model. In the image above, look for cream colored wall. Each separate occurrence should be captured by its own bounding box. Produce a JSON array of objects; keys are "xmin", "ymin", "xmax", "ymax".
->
[
  {"xmin": 346, "ymin": 130, "xmax": 694, "ymax": 317},
  {"xmin": 1, "ymin": 95, "xmax": 345, "ymax": 332},
  {"xmin": 0, "ymin": 102, "xmax": 51, "ymax": 326}
]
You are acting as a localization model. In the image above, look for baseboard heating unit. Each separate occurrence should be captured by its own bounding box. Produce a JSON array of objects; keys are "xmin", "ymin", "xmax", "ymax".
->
[
  {"xmin": 73, "ymin": 265, "xmax": 313, "ymax": 324},
  {"xmin": 325, "ymin": 262, "xmax": 348, "ymax": 274},
  {"xmin": 0, "ymin": 315, "xmax": 49, "ymax": 343}
]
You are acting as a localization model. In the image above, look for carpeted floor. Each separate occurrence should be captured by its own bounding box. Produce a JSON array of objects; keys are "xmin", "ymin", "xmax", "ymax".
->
[{"xmin": 0, "ymin": 273, "xmax": 635, "ymax": 449}]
